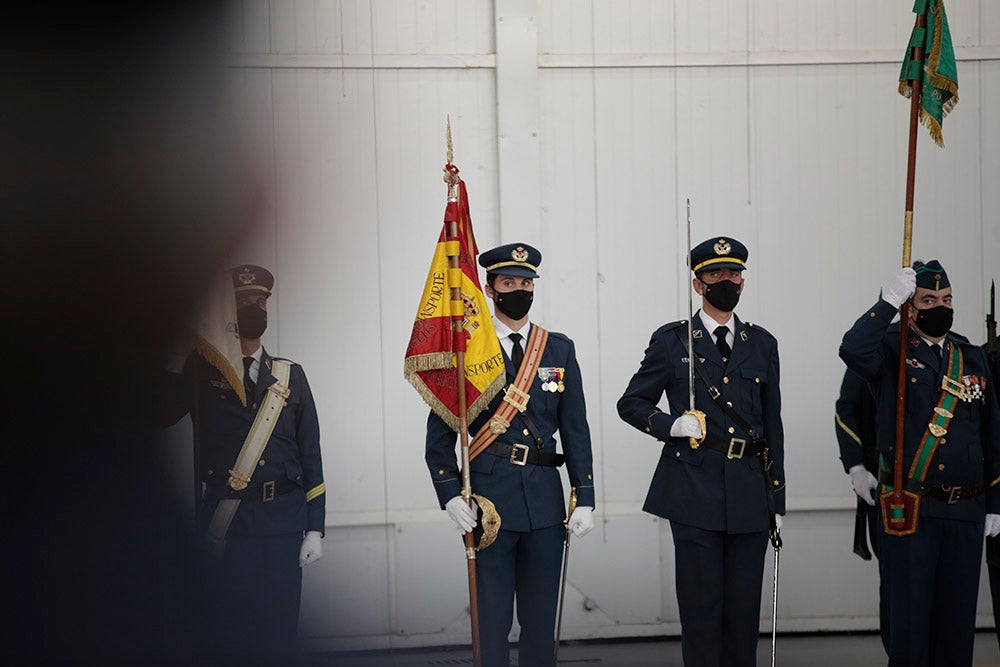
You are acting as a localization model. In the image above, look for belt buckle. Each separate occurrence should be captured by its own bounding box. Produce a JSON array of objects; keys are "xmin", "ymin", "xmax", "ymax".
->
[
  {"xmin": 510, "ymin": 444, "xmax": 530, "ymax": 466},
  {"xmin": 727, "ymin": 438, "xmax": 746, "ymax": 460},
  {"xmin": 708, "ymin": 386, "xmax": 721, "ymax": 399},
  {"xmin": 944, "ymin": 484, "xmax": 961, "ymax": 504},
  {"xmin": 262, "ymin": 480, "xmax": 276, "ymax": 502}
]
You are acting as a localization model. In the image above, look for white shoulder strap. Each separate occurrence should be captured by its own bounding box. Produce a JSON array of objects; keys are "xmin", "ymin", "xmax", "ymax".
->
[{"xmin": 208, "ymin": 359, "xmax": 293, "ymax": 544}]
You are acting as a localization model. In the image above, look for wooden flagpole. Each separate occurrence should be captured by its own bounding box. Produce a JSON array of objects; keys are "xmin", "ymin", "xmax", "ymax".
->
[
  {"xmin": 444, "ymin": 118, "xmax": 481, "ymax": 667},
  {"xmin": 883, "ymin": 9, "xmax": 927, "ymax": 536}
]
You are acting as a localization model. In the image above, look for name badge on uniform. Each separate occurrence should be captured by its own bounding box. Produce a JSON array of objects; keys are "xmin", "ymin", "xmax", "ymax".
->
[
  {"xmin": 210, "ymin": 378, "xmax": 233, "ymax": 391},
  {"xmin": 538, "ymin": 367, "xmax": 565, "ymax": 393}
]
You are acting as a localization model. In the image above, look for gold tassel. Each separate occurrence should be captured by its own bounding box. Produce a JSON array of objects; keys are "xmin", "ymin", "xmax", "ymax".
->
[{"xmin": 194, "ymin": 335, "xmax": 248, "ymax": 407}]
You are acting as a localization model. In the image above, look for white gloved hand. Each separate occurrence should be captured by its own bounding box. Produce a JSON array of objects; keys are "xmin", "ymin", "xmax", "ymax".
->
[
  {"xmin": 882, "ymin": 267, "xmax": 917, "ymax": 309},
  {"xmin": 445, "ymin": 496, "xmax": 478, "ymax": 533},
  {"xmin": 986, "ymin": 514, "xmax": 1000, "ymax": 538},
  {"xmin": 775, "ymin": 515, "xmax": 783, "ymax": 530},
  {"xmin": 567, "ymin": 506, "xmax": 595, "ymax": 538},
  {"xmin": 849, "ymin": 464, "xmax": 878, "ymax": 506},
  {"xmin": 299, "ymin": 531, "xmax": 323, "ymax": 567},
  {"xmin": 669, "ymin": 414, "xmax": 704, "ymax": 439}
]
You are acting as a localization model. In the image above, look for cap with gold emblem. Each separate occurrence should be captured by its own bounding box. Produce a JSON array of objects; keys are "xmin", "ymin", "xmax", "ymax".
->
[
  {"xmin": 689, "ymin": 236, "xmax": 749, "ymax": 274},
  {"xmin": 478, "ymin": 243, "xmax": 541, "ymax": 279},
  {"xmin": 231, "ymin": 265, "xmax": 275, "ymax": 297},
  {"xmin": 912, "ymin": 259, "xmax": 950, "ymax": 291}
]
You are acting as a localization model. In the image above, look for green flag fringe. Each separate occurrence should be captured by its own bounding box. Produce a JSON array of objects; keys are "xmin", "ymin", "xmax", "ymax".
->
[{"xmin": 899, "ymin": 0, "xmax": 958, "ymax": 147}]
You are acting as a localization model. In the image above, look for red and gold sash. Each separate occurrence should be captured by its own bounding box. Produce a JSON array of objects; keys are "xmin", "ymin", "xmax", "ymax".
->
[{"xmin": 469, "ymin": 325, "xmax": 548, "ymax": 461}]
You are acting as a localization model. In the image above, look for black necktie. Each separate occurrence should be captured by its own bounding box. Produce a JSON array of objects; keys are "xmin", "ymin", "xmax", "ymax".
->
[
  {"xmin": 509, "ymin": 333, "xmax": 524, "ymax": 370},
  {"xmin": 932, "ymin": 344, "xmax": 942, "ymax": 363},
  {"xmin": 714, "ymin": 325, "xmax": 732, "ymax": 360},
  {"xmin": 242, "ymin": 355, "xmax": 256, "ymax": 398}
]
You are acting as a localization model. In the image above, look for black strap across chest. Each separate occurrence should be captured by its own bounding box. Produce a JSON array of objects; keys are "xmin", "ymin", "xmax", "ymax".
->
[{"xmin": 674, "ymin": 328, "xmax": 761, "ymax": 442}]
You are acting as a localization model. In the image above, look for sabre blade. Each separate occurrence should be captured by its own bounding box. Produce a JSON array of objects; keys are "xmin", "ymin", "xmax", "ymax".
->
[
  {"xmin": 771, "ymin": 547, "xmax": 780, "ymax": 667},
  {"xmin": 687, "ymin": 198, "xmax": 695, "ymax": 411}
]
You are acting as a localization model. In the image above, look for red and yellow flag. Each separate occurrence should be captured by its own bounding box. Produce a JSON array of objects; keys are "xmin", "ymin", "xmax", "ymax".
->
[{"xmin": 404, "ymin": 178, "xmax": 504, "ymax": 430}]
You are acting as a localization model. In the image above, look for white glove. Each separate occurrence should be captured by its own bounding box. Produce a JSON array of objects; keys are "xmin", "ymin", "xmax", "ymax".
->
[
  {"xmin": 567, "ymin": 506, "xmax": 595, "ymax": 538},
  {"xmin": 775, "ymin": 515, "xmax": 783, "ymax": 530},
  {"xmin": 445, "ymin": 496, "xmax": 478, "ymax": 533},
  {"xmin": 986, "ymin": 514, "xmax": 1000, "ymax": 538},
  {"xmin": 849, "ymin": 464, "xmax": 878, "ymax": 506},
  {"xmin": 299, "ymin": 531, "xmax": 323, "ymax": 567},
  {"xmin": 669, "ymin": 414, "xmax": 704, "ymax": 439},
  {"xmin": 882, "ymin": 267, "xmax": 917, "ymax": 309}
]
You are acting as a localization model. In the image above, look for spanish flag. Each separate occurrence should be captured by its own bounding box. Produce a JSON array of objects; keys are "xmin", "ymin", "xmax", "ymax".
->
[{"xmin": 404, "ymin": 178, "xmax": 505, "ymax": 430}]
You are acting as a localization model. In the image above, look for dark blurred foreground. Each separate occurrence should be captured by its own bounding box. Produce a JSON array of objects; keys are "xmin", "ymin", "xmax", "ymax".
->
[{"xmin": 2, "ymin": 4, "xmax": 272, "ymax": 663}]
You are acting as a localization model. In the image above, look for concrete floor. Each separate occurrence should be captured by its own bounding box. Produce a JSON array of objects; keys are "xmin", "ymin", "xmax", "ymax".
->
[{"xmin": 305, "ymin": 632, "xmax": 1000, "ymax": 666}]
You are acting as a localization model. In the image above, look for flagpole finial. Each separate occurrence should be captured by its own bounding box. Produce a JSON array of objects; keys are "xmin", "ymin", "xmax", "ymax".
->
[
  {"xmin": 446, "ymin": 115, "xmax": 454, "ymax": 165},
  {"xmin": 444, "ymin": 116, "xmax": 460, "ymax": 199}
]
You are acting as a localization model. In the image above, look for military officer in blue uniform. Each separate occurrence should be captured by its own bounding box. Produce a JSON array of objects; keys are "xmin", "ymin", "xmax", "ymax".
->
[
  {"xmin": 162, "ymin": 265, "xmax": 326, "ymax": 657},
  {"xmin": 985, "ymin": 338, "xmax": 1000, "ymax": 649},
  {"xmin": 834, "ymin": 367, "xmax": 888, "ymax": 651},
  {"xmin": 618, "ymin": 237, "xmax": 785, "ymax": 667},
  {"xmin": 840, "ymin": 260, "xmax": 1000, "ymax": 666},
  {"xmin": 424, "ymin": 243, "xmax": 596, "ymax": 667}
]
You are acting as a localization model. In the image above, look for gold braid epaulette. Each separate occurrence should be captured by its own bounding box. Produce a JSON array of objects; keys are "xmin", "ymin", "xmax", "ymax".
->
[{"xmin": 468, "ymin": 326, "xmax": 548, "ymax": 460}]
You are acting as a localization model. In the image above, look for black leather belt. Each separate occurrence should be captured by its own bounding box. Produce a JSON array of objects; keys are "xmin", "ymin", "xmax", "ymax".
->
[
  {"xmin": 699, "ymin": 433, "xmax": 766, "ymax": 460},
  {"xmin": 878, "ymin": 472, "xmax": 985, "ymax": 504},
  {"xmin": 204, "ymin": 478, "xmax": 299, "ymax": 503},
  {"xmin": 485, "ymin": 442, "xmax": 565, "ymax": 467}
]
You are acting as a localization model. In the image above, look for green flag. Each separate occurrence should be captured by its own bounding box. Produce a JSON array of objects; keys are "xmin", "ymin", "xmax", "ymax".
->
[{"xmin": 899, "ymin": 0, "xmax": 958, "ymax": 147}]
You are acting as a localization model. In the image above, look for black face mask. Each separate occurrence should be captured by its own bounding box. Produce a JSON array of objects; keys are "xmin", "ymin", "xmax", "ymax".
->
[
  {"xmin": 912, "ymin": 304, "xmax": 953, "ymax": 338},
  {"xmin": 494, "ymin": 289, "xmax": 533, "ymax": 320},
  {"xmin": 237, "ymin": 304, "xmax": 268, "ymax": 339},
  {"xmin": 700, "ymin": 279, "xmax": 742, "ymax": 312}
]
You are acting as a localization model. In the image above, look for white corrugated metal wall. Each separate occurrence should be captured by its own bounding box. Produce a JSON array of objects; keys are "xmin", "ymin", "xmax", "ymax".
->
[{"xmin": 205, "ymin": 0, "xmax": 1000, "ymax": 650}]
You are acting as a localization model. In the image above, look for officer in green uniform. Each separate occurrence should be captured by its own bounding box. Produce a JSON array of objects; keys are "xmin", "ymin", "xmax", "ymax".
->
[{"xmin": 840, "ymin": 260, "xmax": 1000, "ymax": 665}]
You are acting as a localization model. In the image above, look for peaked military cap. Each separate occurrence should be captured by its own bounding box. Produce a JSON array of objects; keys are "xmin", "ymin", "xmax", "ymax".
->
[
  {"xmin": 690, "ymin": 236, "xmax": 748, "ymax": 274},
  {"xmin": 231, "ymin": 264, "xmax": 274, "ymax": 297},
  {"xmin": 912, "ymin": 259, "xmax": 950, "ymax": 291},
  {"xmin": 479, "ymin": 242, "xmax": 541, "ymax": 279}
]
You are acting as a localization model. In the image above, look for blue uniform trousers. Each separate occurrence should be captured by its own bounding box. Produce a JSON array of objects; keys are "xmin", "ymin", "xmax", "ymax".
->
[
  {"xmin": 990, "ymin": 552, "xmax": 1000, "ymax": 650},
  {"xmin": 865, "ymin": 502, "xmax": 891, "ymax": 654},
  {"xmin": 670, "ymin": 522, "xmax": 768, "ymax": 667},
  {"xmin": 475, "ymin": 524, "xmax": 564, "ymax": 667},
  {"xmin": 878, "ymin": 514, "xmax": 983, "ymax": 666},
  {"xmin": 215, "ymin": 532, "xmax": 304, "ymax": 658}
]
